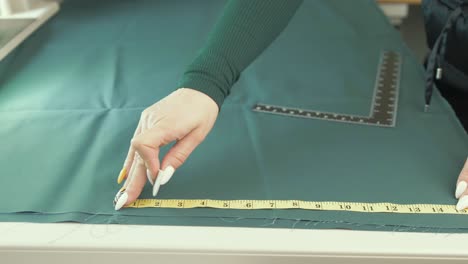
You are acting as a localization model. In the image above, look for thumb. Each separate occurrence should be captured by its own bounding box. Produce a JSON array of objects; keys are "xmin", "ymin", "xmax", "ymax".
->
[{"xmin": 159, "ymin": 129, "xmax": 205, "ymax": 185}]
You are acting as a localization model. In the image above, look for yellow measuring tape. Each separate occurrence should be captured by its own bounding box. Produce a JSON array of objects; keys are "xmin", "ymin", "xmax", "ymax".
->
[{"xmin": 126, "ymin": 199, "xmax": 467, "ymax": 215}]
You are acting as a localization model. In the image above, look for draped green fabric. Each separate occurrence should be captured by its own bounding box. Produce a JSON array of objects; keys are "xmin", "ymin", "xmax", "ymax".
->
[{"xmin": 0, "ymin": 0, "xmax": 467, "ymax": 232}]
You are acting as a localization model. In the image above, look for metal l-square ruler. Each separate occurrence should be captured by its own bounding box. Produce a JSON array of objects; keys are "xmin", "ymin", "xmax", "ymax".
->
[{"xmin": 253, "ymin": 51, "xmax": 402, "ymax": 127}]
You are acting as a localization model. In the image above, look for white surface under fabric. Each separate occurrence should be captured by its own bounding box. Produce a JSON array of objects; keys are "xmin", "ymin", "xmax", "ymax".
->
[{"xmin": 0, "ymin": 222, "xmax": 467, "ymax": 263}]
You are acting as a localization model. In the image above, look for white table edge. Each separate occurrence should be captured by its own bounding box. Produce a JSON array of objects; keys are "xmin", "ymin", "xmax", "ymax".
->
[{"xmin": 0, "ymin": 222, "xmax": 467, "ymax": 263}]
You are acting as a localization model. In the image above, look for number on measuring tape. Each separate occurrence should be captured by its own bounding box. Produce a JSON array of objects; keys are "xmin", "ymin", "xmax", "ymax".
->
[{"xmin": 340, "ymin": 204, "xmax": 352, "ymax": 210}]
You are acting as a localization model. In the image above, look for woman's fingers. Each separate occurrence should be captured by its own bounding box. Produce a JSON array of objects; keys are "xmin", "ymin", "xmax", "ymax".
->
[
  {"xmin": 130, "ymin": 123, "xmax": 180, "ymax": 198},
  {"xmin": 124, "ymin": 155, "xmax": 149, "ymax": 206},
  {"xmin": 455, "ymin": 158, "xmax": 468, "ymax": 211},
  {"xmin": 131, "ymin": 125, "xmax": 168, "ymax": 179},
  {"xmin": 114, "ymin": 124, "xmax": 176, "ymax": 210},
  {"xmin": 159, "ymin": 129, "xmax": 205, "ymax": 185},
  {"xmin": 117, "ymin": 145, "xmax": 134, "ymax": 184},
  {"xmin": 114, "ymin": 155, "xmax": 139, "ymax": 210},
  {"xmin": 117, "ymin": 122, "xmax": 142, "ymax": 184},
  {"xmin": 113, "ymin": 88, "xmax": 219, "ymax": 210},
  {"xmin": 114, "ymin": 150, "xmax": 160, "ymax": 210}
]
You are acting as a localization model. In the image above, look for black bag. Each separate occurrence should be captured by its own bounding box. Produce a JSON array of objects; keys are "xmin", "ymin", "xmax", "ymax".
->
[{"xmin": 422, "ymin": 0, "xmax": 468, "ymax": 107}]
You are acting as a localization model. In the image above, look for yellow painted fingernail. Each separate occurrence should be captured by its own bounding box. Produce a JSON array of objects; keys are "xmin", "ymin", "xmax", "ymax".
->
[{"xmin": 117, "ymin": 167, "xmax": 127, "ymax": 184}]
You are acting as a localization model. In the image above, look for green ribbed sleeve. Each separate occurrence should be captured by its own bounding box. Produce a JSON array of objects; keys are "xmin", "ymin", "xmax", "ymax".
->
[{"xmin": 178, "ymin": 0, "xmax": 303, "ymax": 109}]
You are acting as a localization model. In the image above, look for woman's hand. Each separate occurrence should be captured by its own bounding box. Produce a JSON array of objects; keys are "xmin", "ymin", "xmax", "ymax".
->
[
  {"xmin": 113, "ymin": 88, "xmax": 219, "ymax": 210},
  {"xmin": 455, "ymin": 158, "xmax": 468, "ymax": 210}
]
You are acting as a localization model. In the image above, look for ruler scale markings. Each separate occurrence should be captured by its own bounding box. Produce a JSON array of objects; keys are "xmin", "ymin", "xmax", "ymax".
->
[
  {"xmin": 252, "ymin": 51, "xmax": 401, "ymax": 127},
  {"xmin": 125, "ymin": 199, "xmax": 468, "ymax": 215}
]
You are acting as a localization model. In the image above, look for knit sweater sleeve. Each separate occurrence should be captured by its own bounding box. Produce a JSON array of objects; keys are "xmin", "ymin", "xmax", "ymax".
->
[{"xmin": 178, "ymin": 0, "xmax": 303, "ymax": 109}]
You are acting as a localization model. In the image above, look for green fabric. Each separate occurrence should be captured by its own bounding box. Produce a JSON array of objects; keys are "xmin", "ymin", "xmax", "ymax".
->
[
  {"xmin": 179, "ymin": 0, "xmax": 303, "ymax": 109},
  {"xmin": 0, "ymin": 0, "xmax": 467, "ymax": 232}
]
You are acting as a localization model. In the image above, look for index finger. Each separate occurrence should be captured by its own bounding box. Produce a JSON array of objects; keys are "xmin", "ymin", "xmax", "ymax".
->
[
  {"xmin": 117, "ymin": 122, "xmax": 142, "ymax": 184},
  {"xmin": 455, "ymin": 158, "xmax": 468, "ymax": 197}
]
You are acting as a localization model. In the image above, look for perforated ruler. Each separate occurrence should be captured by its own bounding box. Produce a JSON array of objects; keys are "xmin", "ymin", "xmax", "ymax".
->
[{"xmin": 252, "ymin": 51, "xmax": 402, "ymax": 127}]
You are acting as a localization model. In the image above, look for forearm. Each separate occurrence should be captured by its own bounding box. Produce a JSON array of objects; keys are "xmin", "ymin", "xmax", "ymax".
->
[{"xmin": 178, "ymin": 0, "xmax": 303, "ymax": 109}]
